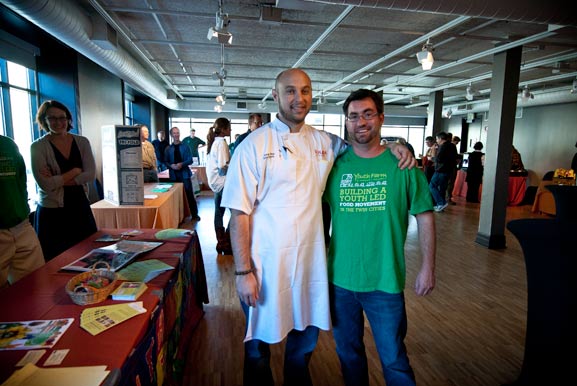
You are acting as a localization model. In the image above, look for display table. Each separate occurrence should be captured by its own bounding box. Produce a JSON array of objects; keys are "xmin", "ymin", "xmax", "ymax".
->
[
  {"xmin": 0, "ymin": 229, "xmax": 208, "ymax": 386},
  {"xmin": 91, "ymin": 183, "xmax": 190, "ymax": 229},
  {"xmin": 452, "ymin": 170, "xmax": 526, "ymax": 205}
]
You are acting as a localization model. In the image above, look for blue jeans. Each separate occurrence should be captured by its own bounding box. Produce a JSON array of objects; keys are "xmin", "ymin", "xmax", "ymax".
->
[
  {"xmin": 213, "ymin": 189, "xmax": 226, "ymax": 229},
  {"xmin": 429, "ymin": 171, "xmax": 450, "ymax": 206},
  {"xmin": 241, "ymin": 301, "xmax": 319, "ymax": 386},
  {"xmin": 329, "ymin": 284, "xmax": 415, "ymax": 386}
]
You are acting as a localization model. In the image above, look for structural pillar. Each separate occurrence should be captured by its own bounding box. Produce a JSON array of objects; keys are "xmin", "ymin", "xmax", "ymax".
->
[
  {"xmin": 475, "ymin": 46, "xmax": 522, "ymax": 249},
  {"xmin": 427, "ymin": 90, "xmax": 444, "ymax": 136}
]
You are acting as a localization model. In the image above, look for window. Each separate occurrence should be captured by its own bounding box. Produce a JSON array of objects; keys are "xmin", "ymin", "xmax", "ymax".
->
[
  {"xmin": 0, "ymin": 58, "xmax": 38, "ymax": 205},
  {"xmin": 381, "ymin": 125, "xmax": 430, "ymax": 157},
  {"xmin": 124, "ymin": 98, "xmax": 134, "ymax": 125},
  {"xmin": 306, "ymin": 113, "xmax": 345, "ymax": 137}
]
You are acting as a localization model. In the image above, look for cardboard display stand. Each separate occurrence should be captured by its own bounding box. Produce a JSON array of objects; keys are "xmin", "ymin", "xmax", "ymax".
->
[{"xmin": 101, "ymin": 125, "xmax": 144, "ymax": 205}]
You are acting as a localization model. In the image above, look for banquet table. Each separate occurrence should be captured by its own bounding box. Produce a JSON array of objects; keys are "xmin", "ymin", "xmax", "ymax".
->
[
  {"xmin": 452, "ymin": 169, "xmax": 526, "ymax": 206},
  {"xmin": 0, "ymin": 228, "xmax": 208, "ymax": 386},
  {"xmin": 91, "ymin": 183, "xmax": 190, "ymax": 229}
]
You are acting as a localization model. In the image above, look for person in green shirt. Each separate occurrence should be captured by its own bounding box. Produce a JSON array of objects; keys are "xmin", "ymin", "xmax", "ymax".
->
[
  {"xmin": 323, "ymin": 89, "xmax": 436, "ymax": 386},
  {"xmin": 181, "ymin": 129, "xmax": 206, "ymax": 162},
  {"xmin": 0, "ymin": 135, "xmax": 44, "ymax": 287}
]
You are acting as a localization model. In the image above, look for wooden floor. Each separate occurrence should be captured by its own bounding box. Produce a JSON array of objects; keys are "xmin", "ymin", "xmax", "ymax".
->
[{"xmin": 180, "ymin": 192, "xmax": 549, "ymax": 386}]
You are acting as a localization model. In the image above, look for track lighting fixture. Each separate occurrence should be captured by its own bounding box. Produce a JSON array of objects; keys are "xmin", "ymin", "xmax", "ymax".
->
[
  {"xmin": 317, "ymin": 92, "xmax": 326, "ymax": 105},
  {"xmin": 416, "ymin": 39, "xmax": 434, "ymax": 70},
  {"xmin": 521, "ymin": 85, "xmax": 534, "ymax": 102},
  {"xmin": 465, "ymin": 83, "xmax": 479, "ymax": 101},
  {"xmin": 258, "ymin": 101, "xmax": 267, "ymax": 110},
  {"xmin": 215, "ymin": 92, "xmax": 226, "ymax": 105},
  {"xmin": 208, "ymin": 4, "xmax": 233, "ymax": 45},
  {"xmin": 571, "ymin": 78, "xmax": 577, "ymax": 94},
  {"xmin": 444, "ymin": 108, "xmax": 453, "ymax": 119}
]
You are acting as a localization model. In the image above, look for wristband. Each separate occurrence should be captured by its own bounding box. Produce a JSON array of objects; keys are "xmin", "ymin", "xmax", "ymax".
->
[{"xmin": 234, "ymin": 268, "xmax": 255, "ymax": 276}]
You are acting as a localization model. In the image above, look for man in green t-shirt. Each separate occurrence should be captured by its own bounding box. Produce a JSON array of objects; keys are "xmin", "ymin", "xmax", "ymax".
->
[
  {"xmin": 323, "ymin": 89, "xmax": 436, "ymax": 386},
  {"xmin": 0, "ymin": 135, "xmax": 45, "ymax": 287},
  {"xmin": 181, "ymin": 129, "xmax": 206, "ymax": 161}
]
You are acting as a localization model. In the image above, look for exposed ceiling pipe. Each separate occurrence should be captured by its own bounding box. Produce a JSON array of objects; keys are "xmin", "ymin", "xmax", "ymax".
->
[
  {"xmin": 1, "ymin": 0, "xmax": 179, "ymax": 110},
  {"xmin": 444, "ymin": 88, "xmax": 577, "ymax": 116},
  {"xmin": 303, "ymin": 0, "xmax": 577, "ymax": 26},
  {"xmin": 321, "ymin": 15, "xmax": 470, "ymax": 97}
]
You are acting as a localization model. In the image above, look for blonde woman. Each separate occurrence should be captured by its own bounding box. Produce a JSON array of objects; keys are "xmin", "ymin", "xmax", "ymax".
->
[{"xmin": 31, "ymin": 100, "xmax": 97, "ymax": 260}]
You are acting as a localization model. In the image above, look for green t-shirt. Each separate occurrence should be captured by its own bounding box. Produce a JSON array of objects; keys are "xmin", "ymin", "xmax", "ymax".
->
[
  {"xmin": 0, "ymin": 136, "xmax": 31, "ymax": 228},
  {"xmin": 323, "ymin": 147, "xmax": 433, "ymax": 293}
]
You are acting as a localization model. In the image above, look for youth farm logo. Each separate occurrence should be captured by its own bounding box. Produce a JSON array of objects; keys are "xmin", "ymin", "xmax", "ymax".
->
[{"xmin": 338, "ymin": 173, "xmax": 387, "ymax": 213}]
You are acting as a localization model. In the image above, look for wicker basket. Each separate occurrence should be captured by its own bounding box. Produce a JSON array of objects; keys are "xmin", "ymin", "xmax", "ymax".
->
[{"xmin": 65, "ymin": 262, "xmax": 117, "ymax": 305}]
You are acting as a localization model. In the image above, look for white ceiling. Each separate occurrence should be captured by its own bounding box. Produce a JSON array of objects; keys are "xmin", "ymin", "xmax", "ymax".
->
[{"xmin": 5, "ymin": 0, "xmax": 577, "ymax": 115}]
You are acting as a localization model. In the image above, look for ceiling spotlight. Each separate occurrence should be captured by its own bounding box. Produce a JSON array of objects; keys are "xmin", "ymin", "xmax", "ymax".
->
[
  {"xmin": 317, "ymin": 93, "xmax": 326, "ymax": 105},
  {"xmin": 521, "ymin": 85, "xmax": 534, "ymax": 102},
  {"xmin": 258, "ymin": 101, "xmax": 267, "ymax": 110},
  {"xmin": 207, "ymin": 8, "xmax": 233, "ymax": 45},
  {"xmin": 465, "ymin": 83, "xmax": 479, "ymax": 101},
  {"xmin": 215, "ymin": 92, "xmax": 226, "ymax": 105},
  {"xmin": 444, "ymin": 108, "xmax": 453, "ymax": 119},
  {"xmin": 416, "ymin": 39, "xmax": 434, "ymax": 71},
  {"xmin": 214, "ymin": 104, "xmax": 223, "ymax": 113},
  {"xmin": 570, "ymin": 78, "xmax": 577, "ymax": 94}
]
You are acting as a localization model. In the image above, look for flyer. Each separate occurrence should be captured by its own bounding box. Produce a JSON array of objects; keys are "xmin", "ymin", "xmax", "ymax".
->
[{"xmin": 0, "ymin": 319, "xmax": 74, "ymax": 350}]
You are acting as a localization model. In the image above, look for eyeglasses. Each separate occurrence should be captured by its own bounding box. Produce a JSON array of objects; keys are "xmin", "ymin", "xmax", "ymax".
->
[
  {"xmin": 345, "ymin": 111, "xmax": 379, "ymax": 122},
  {"xmin": 45, "ymin": 116, "xmax": 68, "ymax": 123}
]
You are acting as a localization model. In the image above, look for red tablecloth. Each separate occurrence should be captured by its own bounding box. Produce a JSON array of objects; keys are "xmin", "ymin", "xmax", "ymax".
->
[
  {"xmin": 0, "ymin": 229, "xmax": 208, "ymax": 385},
  {"xmin": 452, "ymin": 170, "xmax": 526, "ymax": 206}
]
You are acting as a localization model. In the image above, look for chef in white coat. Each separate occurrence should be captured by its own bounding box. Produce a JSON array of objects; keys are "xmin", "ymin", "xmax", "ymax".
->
[{"xmin": 221, "ymin": 68, "xmax": 414, "ymax": 386}]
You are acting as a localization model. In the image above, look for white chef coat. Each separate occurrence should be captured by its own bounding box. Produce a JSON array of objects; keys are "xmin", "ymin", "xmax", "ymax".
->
[
  {"xmin": 222, "ymin": 118, "xmax": 346, "ymax": 343},
  {"xmin": 207, "ymin": 136, "xmax": 230, "ymax": 193}
]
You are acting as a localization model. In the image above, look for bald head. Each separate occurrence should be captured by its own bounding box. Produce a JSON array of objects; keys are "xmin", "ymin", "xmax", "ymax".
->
[
  {"xmin": 272, "ymin": 68, "xmax": 313, "ymax": 130},
  {"xmin": 275, "ymin": 68, "xmax": 311, "ymax": 90}
]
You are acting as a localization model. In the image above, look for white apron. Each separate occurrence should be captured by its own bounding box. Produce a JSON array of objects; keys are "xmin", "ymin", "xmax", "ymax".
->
[{"xmin": 222, "ymin": 119, "xmax": 345, "ymax": 343}]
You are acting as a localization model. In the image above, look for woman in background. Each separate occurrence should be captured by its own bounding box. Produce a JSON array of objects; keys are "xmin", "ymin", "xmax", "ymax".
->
[
  {"xmin": 206, "ymin": 117, "xmax": 232, "ymax": 255},
  {"xmin": 31, "ymin": 100, "xmax": 97, "ymax": 260},
  {"xmin": 465, "ymin": 141, "xmax": 484, "ymax": 203}
]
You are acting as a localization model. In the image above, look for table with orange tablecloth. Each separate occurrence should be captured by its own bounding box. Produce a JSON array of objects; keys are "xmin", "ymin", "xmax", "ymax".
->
[
  {"xmin": 452, "ymin": 170, "xmax": 527, "ymax": 205},
  {"xmin": 91, "ymin": 183, "xmax": 190, "ymax": 229},
  {"xmin": 0, "ymin": 228, "xmax": 208, "ymax": 386}
]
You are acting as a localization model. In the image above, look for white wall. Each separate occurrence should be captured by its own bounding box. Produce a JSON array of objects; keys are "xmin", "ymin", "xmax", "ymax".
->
[{"xmin": 513, "ymin": 102, "xmax": 577, "ymax": 186}]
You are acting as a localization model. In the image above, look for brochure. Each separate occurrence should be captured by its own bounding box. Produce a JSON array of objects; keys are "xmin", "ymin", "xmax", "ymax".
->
[
  {"xmin": 0, "ymin": 319, "xmax": 74, "ymax": 350},
  {"xmin": 62, "ymin": 240, "xmax": 163, "ymax": 272},
  {"xmin": 116, "ymin": 259, "xmax": 174, "ymax": 282},
  {"xmin": 111, "ymin": 282, "xmax": 148, "ymax": 301},
  {"xmin": 80, "ymin": 302, "xmax": 147, "ymax": 336}
]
